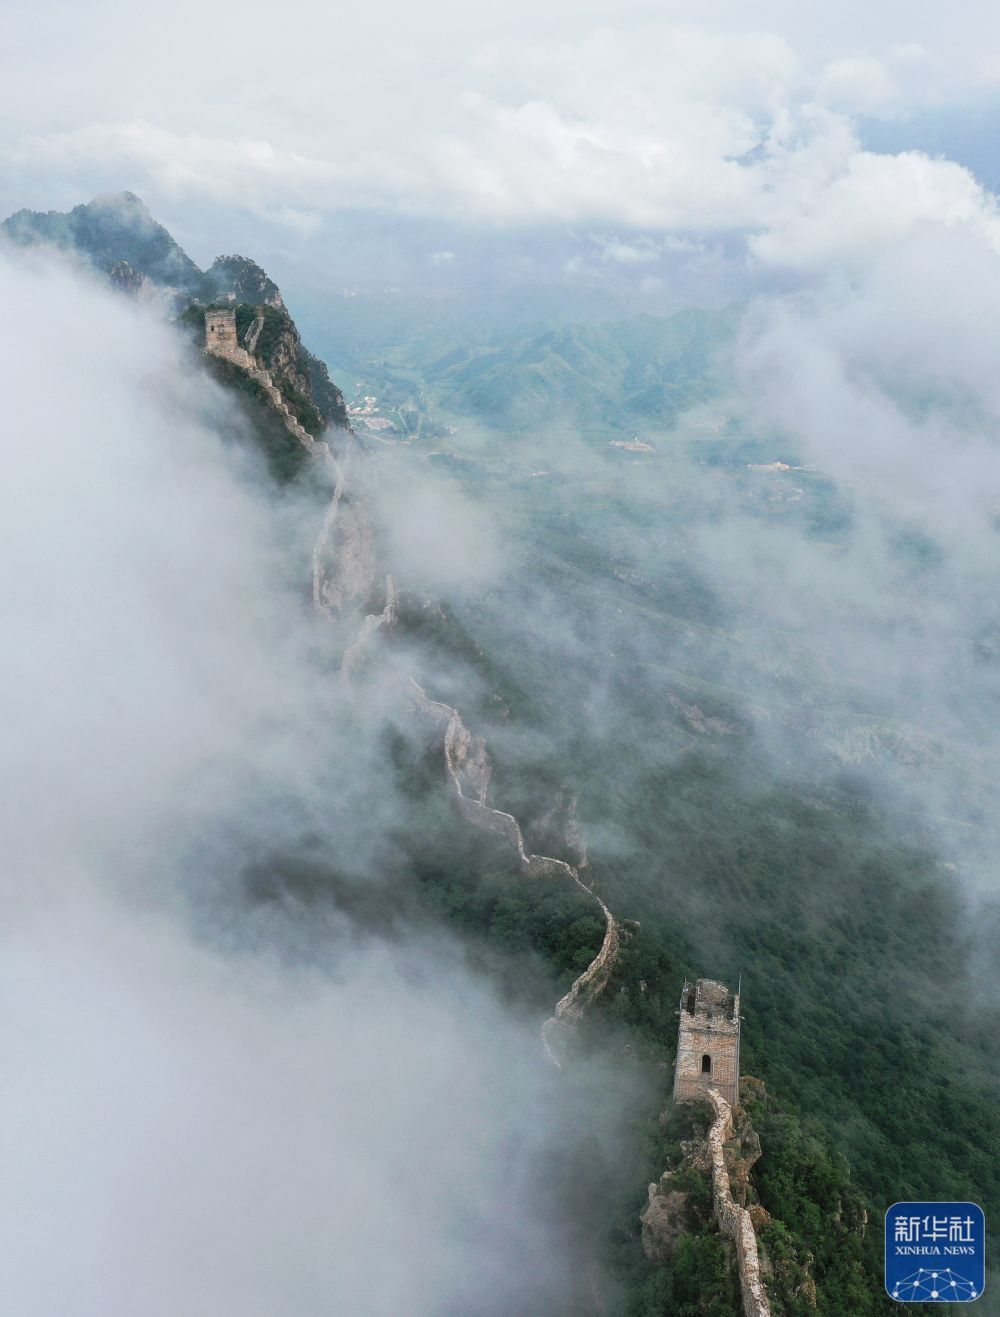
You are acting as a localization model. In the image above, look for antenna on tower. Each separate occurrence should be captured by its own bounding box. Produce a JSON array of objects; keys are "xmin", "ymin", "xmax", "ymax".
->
[{"xmin": 737, "ymin": 971, "xmax": 742, "ymax": 997}]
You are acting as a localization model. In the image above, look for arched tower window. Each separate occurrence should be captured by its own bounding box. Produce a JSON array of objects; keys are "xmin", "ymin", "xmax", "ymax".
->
[{"xmin": 701, "ymin": 1054, "xmax": 712, "ymax": 1074}]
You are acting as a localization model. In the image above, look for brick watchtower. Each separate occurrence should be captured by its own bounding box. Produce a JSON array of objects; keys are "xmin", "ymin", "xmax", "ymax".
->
[
  {"xmin": 673, "ymin": 977, "xmax": 740, "ymax": 1109},
  {"xmin": 205, "ymin": 307, "xmax": 240, "ymax": 355},
  {"xmin": 204, "ymin": 308, "xmax": 254, "ymax": 369}
]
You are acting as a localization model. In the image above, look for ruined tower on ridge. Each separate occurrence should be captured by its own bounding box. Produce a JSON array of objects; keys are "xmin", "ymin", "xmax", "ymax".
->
[
  {"xmin": 673, "ymin": 977, "xmax": 740, "ymax": 1109},
  {"xmin": 204, "ymin": 307, "xmax": 256, "ymax": 369},
  {"xmin": 205, "ymin": 307, "xmax": 239, "ymax": 354},
  {"xmin": 204, "ymin": 304, "xmax": 266, "ymax": 371}
]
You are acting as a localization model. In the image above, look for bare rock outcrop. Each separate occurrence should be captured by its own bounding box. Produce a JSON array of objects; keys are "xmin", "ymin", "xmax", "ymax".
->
[
  {"xmin": 533, "ymin": 789, "xmax": 590, "ymax": 870},
  {"xmin": 109, "ymin": 259, "xmax": 145, "ymax": 295},
  {"xmin": 341, "ymin": 576, "xmax": 399, "ymax": 682},
  {"xmin": 641, "ymin": 1176, "xmax": 690, "ymax": 1265},
  {"xmin": 648, "ymin": 1090, "xmax": 772, "ymax": 1316}
]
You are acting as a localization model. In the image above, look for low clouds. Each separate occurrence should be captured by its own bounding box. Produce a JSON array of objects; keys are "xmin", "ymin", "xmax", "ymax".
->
[
  {"xmin": 0, "ymin": 251, "xmax": 378, "ymax": 905},
  {"xmin": 657, "ymin": 213, "xmax": 1000, "ymax": 877},
  {"xmin": 751, "ymin": 144, "xmax": 1000, "ymax": 272},
  {"xmin": 739, "ymin": 222, "xmax": 1000, "ymax": 525},
  {"xmin": 364, "ymin": 452, "xmax": 505, "ymax": 594},
  {"xmin": 0, "ymin": 253, "xmax": 616, "ymax": 1314},
  {"xmin": 6, "ymin": 1, "xmax": 1000, "ymax": 275},
  {"xmin": 0, "ymin": 889, "xmax": 578, "ymax": 1317}
]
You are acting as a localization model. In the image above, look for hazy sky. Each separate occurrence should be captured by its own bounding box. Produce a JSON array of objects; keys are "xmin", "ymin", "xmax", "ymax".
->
[{"xmin": 5, "ymin": 1, "xmax": 1000, "ymax": 308}]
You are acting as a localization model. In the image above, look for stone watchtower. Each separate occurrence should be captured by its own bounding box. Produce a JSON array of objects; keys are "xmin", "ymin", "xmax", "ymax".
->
[
  {"xmin": 204, "ymin": 308, "xmax": 254, "ymax": 369},
  {"xmin": 673, "ymin": 978, "xmax": 740, "ymax": 1109},
  {"xmin": 205, "ymin": 307, "xmax": 240, "ymax": 357}
]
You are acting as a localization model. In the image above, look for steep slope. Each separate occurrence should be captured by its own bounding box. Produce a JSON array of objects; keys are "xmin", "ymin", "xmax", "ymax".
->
[{"xmin": 230, "ymin": 303, "xmax": 348, "ymax": 431}]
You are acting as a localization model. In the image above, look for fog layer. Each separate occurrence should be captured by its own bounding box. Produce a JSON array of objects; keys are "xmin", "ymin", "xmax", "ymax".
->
[{"xmin": 0, "ymin": 254, "xmax": 613, "ymax": 1316}]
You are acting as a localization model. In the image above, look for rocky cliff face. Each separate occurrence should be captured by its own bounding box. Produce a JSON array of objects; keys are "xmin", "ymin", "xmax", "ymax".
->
[
  {"xmin": 108, "ymin": 259, "xmax": 146, "ymax": 295},
  {"xmin": 229, "ymin": 304, "xmax": 340, "ymax": 434}
]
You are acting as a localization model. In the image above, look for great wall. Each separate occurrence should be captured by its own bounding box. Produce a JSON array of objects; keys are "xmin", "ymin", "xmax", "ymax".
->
[
  {"xmin": 705, "ymin": 1089, "xmax": 772, "ymax": 1317},
  {"xmin": 204, "ymin": 307, "xmax": 329, "ymax": 458},
  {"xmin": 288, "ymin": 335, "xmax": 625, "ymax": 1061},
  {"xmin": 404, "ymin": 676, "xmax": 622, "ymax": 1066},
  {"xmin": 205, "ymin": 303, "xmax": 772, "ymax": 1316}
]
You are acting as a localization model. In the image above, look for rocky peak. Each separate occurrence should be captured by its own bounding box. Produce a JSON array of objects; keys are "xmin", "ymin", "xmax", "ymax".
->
[
  {"xmin": 205, "ymin": 255, "xmax": 284, "ymax": 309},
  {"xmin": 108, "ymin": 259, "xmax": 145, "ymax": 295},
  {"xmin": 89, "ymin": 190, "xmax": 153, "ymax": 221},
  {"xmin": 2, "ymin": 191, "xmax": 204, "ymax": 292}
]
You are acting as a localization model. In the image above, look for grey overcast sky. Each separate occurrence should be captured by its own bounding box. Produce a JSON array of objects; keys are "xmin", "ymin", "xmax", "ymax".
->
[{"xmin": 4, "ymin": 0, "xmax": 1000, "ymax": 304}]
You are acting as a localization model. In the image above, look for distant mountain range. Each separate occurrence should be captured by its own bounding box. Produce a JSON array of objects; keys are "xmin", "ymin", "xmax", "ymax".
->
[
  {"xmin": 415, "ymin": 307, "xmax": 737, "ymax": 430},
  {"xmin": 316, "ymin": 296, "xmax": 739, "ymax": 436},
  {"xmin": 3, "ymin": 192, "xmax": 736, "ymax": 438}
]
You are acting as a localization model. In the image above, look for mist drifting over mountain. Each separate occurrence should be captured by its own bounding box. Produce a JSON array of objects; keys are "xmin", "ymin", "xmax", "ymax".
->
[{"xmin": 3, "ymin": 2, "xmax": 1000, "ymax": 1314}]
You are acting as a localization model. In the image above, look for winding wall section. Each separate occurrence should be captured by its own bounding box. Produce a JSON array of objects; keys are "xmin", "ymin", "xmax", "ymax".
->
[
  {"xmin": 305, "ymin": 420, "xmax": 769, "ymax": 1313},
  {"xmin": 406, "ymin": 678, "xmax": 621, "ymax": 1064}
]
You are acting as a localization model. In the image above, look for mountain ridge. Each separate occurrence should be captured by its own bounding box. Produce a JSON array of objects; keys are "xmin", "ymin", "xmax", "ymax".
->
[{"xmin": 2, "ymin": 192, "xmax": 350, "ymax": 452}]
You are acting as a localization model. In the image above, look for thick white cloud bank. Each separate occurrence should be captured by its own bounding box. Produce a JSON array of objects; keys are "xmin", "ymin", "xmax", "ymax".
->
[
  {"xmin": 5, "ymin": 0, "xmax": 1000, "ymax": 271},
  {"xmin": 0, "ymin": 900, "xmax": 569, "ymax": 1317},
  {"xmin": 0, "ymin": 256, "xmax": 606, "ymax": 1315}
]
